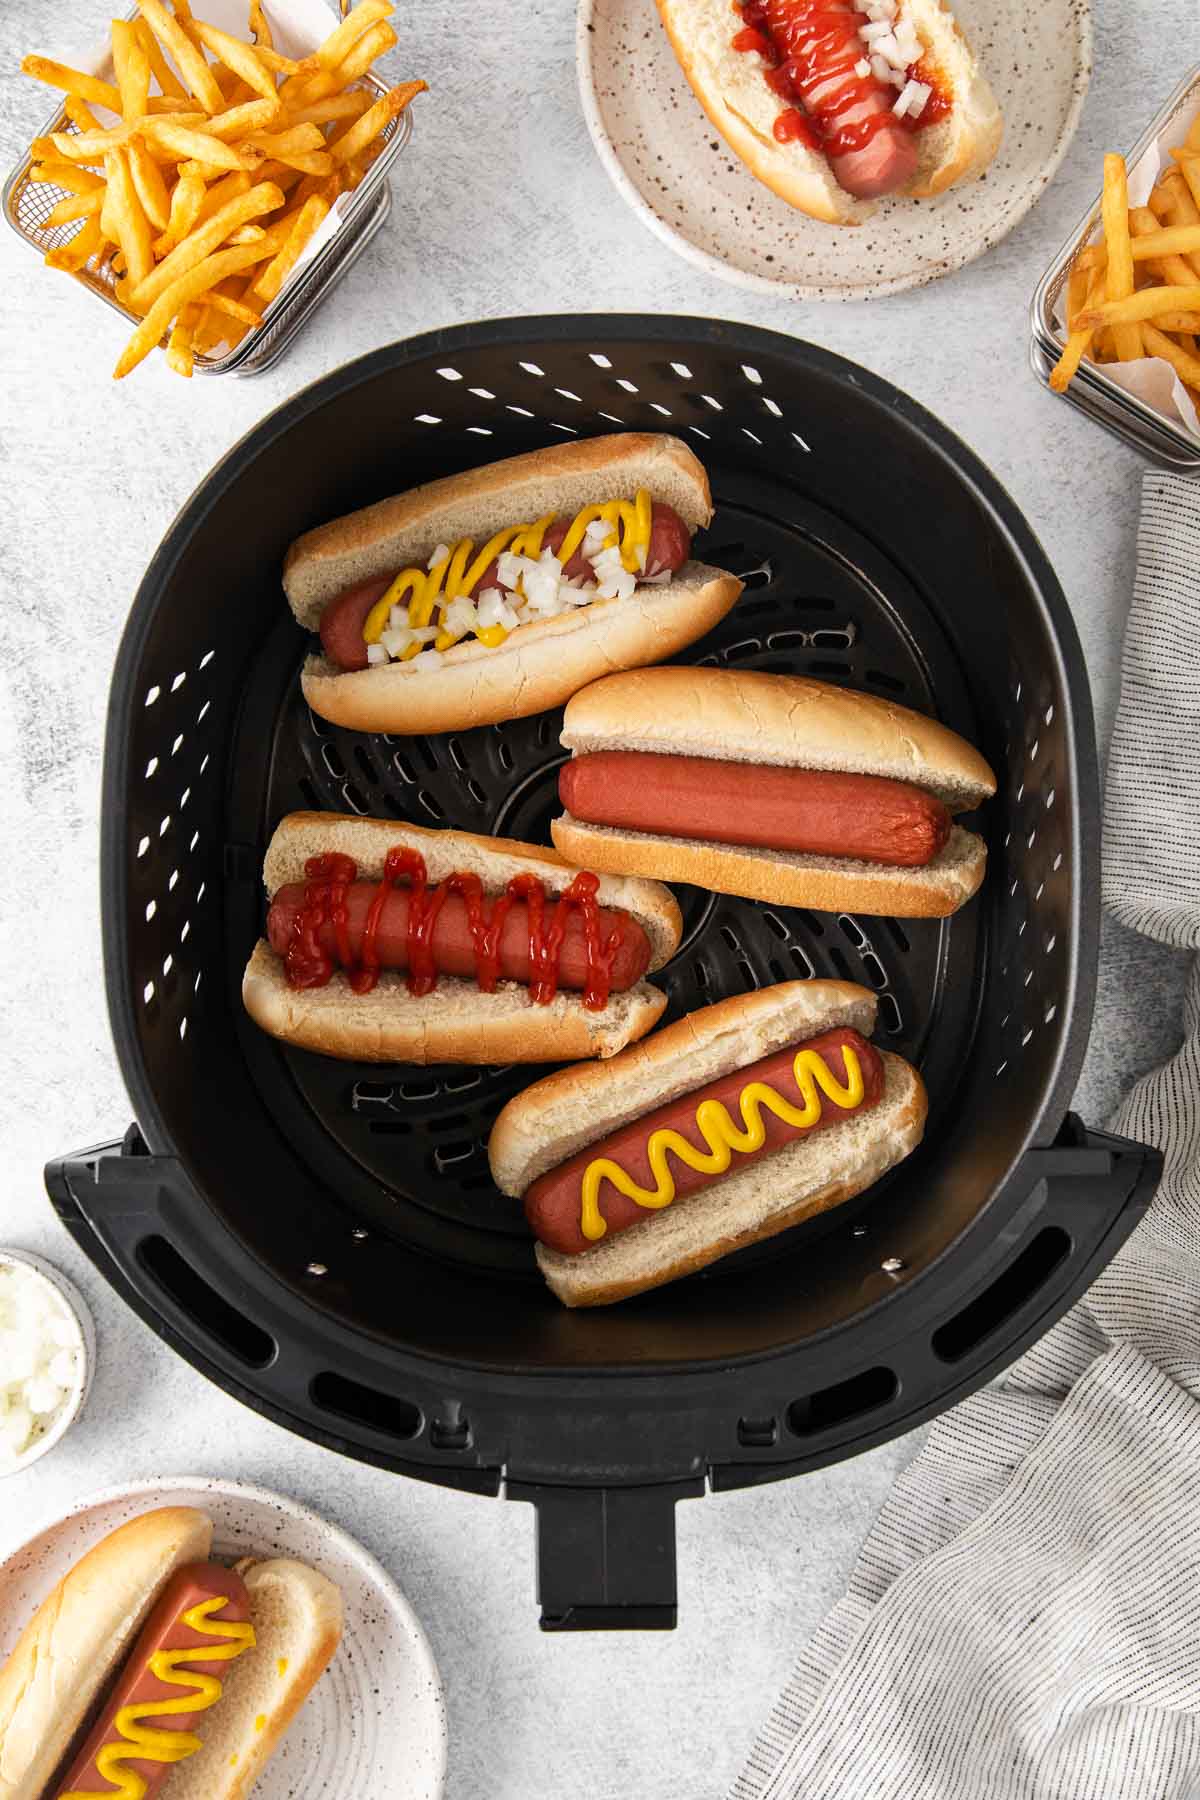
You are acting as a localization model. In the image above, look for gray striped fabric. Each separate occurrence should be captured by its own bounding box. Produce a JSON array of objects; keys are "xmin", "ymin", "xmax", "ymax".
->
[{"xmin": 732, "ymin": 472, "xmax": 1200, "ymax": 1800}]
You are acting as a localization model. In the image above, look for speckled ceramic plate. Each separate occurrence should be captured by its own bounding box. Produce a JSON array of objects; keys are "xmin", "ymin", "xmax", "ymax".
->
[
  {"xmin": 577, "ymin": 0, "xmax": 1091, "ymax": 298},
  {"xmin": 0, "ymin": 1476, "xmax": 447, "ymax": 1799}
]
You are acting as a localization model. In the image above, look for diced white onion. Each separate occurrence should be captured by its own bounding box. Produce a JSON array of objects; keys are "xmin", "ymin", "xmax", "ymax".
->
[
  {"xmin": 496, "ymin": 550, "xmax": 526, "ymax": 592},
  {"xmin": 380, "ymin": 626, "xmax": 413, "ymax": 657},
  {"xmin": 366, "ymin": 643, "xmax": 389, "ymax": 666},
  {"xmin": 893, "ymin": 78, "xmax": 930, "ymax": 116},
  {"xmin": 582, "ymin": 518, "xmax": 611, "ymax": 555},
  {"xmin": 591, "ymin": 544, "xmax": 637, "ymax": 601},
  {"xmin": 895, "ymin": 20, "xmax": 922, "ymax": 62},
  {"xmin": 410, "ymin": 650, "xmax": 443, "ymax": 670},
  {"xmin": 0, "ymin": 1263, "xmax": 81, "ymax": 1466},
  {"xmin": 855, "ymin": 57, "xmax": 872, "ymax": 77},
  {"xmin": 427, "ymin": 542, "xmax": 450, "ymax": 570},
  {"xmin": 860, "ymin": 19, "xmax": 895, "ymax": 41},
  {"xmin": 443, "ymin": 595, "xmax": 479, "ymax": 638},
  {"xmin": 388, "ymin": 604, "xmax": 411, "ymax": 631},
  {"xmin": 870, "ymin": 53, "xmax": 892, "ymax": 83}
]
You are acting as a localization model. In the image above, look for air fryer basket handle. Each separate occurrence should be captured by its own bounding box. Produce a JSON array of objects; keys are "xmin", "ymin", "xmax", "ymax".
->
[{"xmin": 508, "ymin": 1478, "xmax": 705, "ymax": 1631}]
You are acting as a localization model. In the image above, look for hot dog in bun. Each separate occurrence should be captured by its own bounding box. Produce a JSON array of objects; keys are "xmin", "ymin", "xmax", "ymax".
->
[
  {"xmin": 0, "ymin": 1506, "xmax": 342, "ymax": 1800},
  {"xmin": 656, "ymin": 0, "xmax": 1002, "ymax": 224},
  {"xmin": 242, "ymin": 811, "xmax": 683, "ymax": 1064},
  {"xmin": 490, "ymin": 980, "xmax": 926, "ymax": 1306},
  {"xmin": 283, "ymin": 433, "xmax": 742, "ymax": 734},
  {"xmin": 551, "ymin": 666, "xmax": 996, "ymax": 917}
]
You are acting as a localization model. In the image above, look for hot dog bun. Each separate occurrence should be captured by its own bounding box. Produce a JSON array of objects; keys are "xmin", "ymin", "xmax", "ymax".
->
[
  {"xmin": 242, "ymin": 812, "xmax": 683, "ymax": 1064},
  {"xmin": 490, "ymin": 981, "xmax": 927, "ymax": 1306},
  {"xmin": 551, "ymin": 666, "xmax": 995, "ymax": 917},
  {"xmin": 284, "ymin": 433, "xmax": 742, "ymax": 733},
  {"xmin": 0, "ymin": 1506, "xmax": 214, "ymax": 1800},
  {"xmin": 160, "ymin": 1559, "xmax": 343, "ymax": 1800},
  {"xmin": 657, "ymin": 0, "xmax": 1002, "ymax": 226}
]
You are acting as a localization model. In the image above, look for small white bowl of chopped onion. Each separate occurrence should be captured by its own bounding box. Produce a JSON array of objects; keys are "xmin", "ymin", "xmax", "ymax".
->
[{"xmin": 0, "ymin": 1250, "xmax": 94, "ymax": 1476}]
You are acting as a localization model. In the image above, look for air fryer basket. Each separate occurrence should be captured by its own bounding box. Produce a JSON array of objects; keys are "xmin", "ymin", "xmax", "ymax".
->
[{"xmin": 47, "ymin": 317, "xmax": 1160, "ymax": 1629}]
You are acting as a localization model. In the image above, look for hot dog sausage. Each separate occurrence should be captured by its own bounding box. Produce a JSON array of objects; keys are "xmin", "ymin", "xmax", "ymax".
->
[
  {"xmin": 317, "ymin": 504, "xmax": 693, "ymax": 673},
  {"xmin": 268, "ymin": 881, "xmax": 652, "ymax": 992},
  {"xmin": 54, "ymin": 1563, "xmax": 253, "ymax": 1800},
  {"xmin": 525, "ymin": 1026, "xmax": 884, "ymax": 1254},
  {"xmin": 758, "ymin": 0, "xmax": 919, "ymax": 199},
  {"xmin": 558, "ymin": 753, "xmax": 951, "ymax": 868}
]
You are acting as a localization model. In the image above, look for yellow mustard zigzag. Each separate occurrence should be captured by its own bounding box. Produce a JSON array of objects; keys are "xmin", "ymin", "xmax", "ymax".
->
[{"xmin": 579, "ymin": 1047, "xmax": 864, "ymax": 1242}]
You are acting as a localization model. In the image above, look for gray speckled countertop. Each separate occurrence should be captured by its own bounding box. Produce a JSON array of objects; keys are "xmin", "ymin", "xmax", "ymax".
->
[{"xmin": 0, "ymin": 2, "xmax": 1192, "ymax": 1795}]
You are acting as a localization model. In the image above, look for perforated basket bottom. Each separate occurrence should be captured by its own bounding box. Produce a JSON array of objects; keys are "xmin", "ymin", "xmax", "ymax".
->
[{"xmin": 228, "ymin": 462, "xmax": 985, "ymax": 1277}]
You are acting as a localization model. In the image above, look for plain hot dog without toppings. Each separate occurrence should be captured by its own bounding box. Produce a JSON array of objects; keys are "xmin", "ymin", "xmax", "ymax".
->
[
  {"xmin": 267, "ymin": 880, "xmax": 652, "ymax": 994},
  {"xmin": 317, "ymin": 502, "xmax": 693, "ymax": 673},
  {"xmin": 525, "ymin": 1026, "xmax": 883, "ymax": 1255},
  {"xmin": 54, "ymin": 1563, "xmax": 254, "ymax": 1800},
  {"xmin": 558, "ymin": 753, "xmax": 951, "ymax": 868}
]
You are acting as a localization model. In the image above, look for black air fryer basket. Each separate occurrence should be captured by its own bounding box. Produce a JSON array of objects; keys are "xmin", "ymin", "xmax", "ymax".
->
[{"xmin": 48, "ymin": 317, "xmax": 1160, "ymax": 1629}]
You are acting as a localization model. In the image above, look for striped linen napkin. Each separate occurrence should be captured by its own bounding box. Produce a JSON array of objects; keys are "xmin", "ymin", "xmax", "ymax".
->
[{"xmin": 731, "ymin": 471, "xmax": 1200, "ymax": 1800}]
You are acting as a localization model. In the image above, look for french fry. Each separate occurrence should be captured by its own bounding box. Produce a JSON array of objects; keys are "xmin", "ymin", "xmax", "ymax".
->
[
  {"xmin": 248, "ymin": 0, "xmax": 274, "ymax": 48},
  {"xmin": 283, "ymin": 22, "xmax": 396, "ymax": 105},
  {"xmin": 249, "ymin": 158, "xmax": 305, "ymax": 193},
  {"xmin": 104, "ymin": 146, "xmax": 155, "ymax": 289},
  {"xmin": 166, "ymin": 301, "xmax": 200, "ymax": 377},
  {"xmin": 245, "ymin": 123, "xmax": 326, "ymax": 157},
  {"xmin": 111, "ymin": 21, "xmax": 151, "ymax": 121},
  {"xmin": 205, "ymin": 97, "xmax": 281, "ymax": 141},
  {"xmin": 262, "ymin": 149, "xmax": 332, "ymax": 176},
  {"xmin": 190, "ymin": 20, "xmax": 279, "ymax": 102},
  {"xmin": 1129, "ymin": 205, "xmax": 1200, "ymax": 292},
  {"xmin": 282, "ymin": 91, "xmax": 373, "ymax": 129},
  {"xmin": 45, "ymin": 215, "xmax": 103, "ymax": 272},
  {"xmin": 245, "ymin": 193, "xmax": 328, "ymax": 305},
  {"xmin": 64, "ymin": 95, "xmax": 105, "ymax": 134},
  {"xmin": 128, "ymin": 137, "xmax": 172, "ymax": 231},
  {"xmin": 328, "ymin": 82, "xmax": 425, "ymax": 165},
  {"xmin": 314, "ymin": 0, "xmax": 393, "ymax": 71},
  {"xmin": 1155, "ymin": 169, "xmax": 1200, "ymax": 277},
  {"xmin": 177, "ymin": 157, "xmax": 236, "ymax": 182},
  {"xmin": 44, "ymin": 189, "xmax": 105, "ymax": 228},
  {"xmin": 136, "ymin": 0, "xmax": 225, "ymax": 113},
  {"xmin": 1140, "ymin": 323, "xmax": 1200, "ymax": 388},
  {"xmin": 133, "ymin": 16, "xmax": 186, "ymax": 99},
  {"xmin": 1077, "ymin": 284, "xmax": 1200, "ymax": 328},
  {"xmin": 130, "ymin": 181, "xmax": 284, "ymax": 310},
  {"xmin": 20, "ymin": 56, "xmax": 122, "ymax": 113},
  {"xmin": 1051, "ymin": 265, "xmax": 1105, "ymax": 392},
  {"xmin": 154, "ymin": 171, "xmax": 206, "ymax": 255},
  {"xmin": 1154, "ymin": 313, "xmax": 1200, "ymax": 332},
  {"xmin": 1170, "ymin": 149, "xmax": 1200, "ymax": 232},
  {"xmin": 142, "ymin": 118, "xmax": 254, "ymax": 172},
  {"xmin": 114, "ymin": 229, "xmax": 287, "ymax": 378},
  {"xmin": 1102, "ymin": 154, "xmax": 1142, "ymax": 362},
  {"xmin": 28, "ymin": 162, "xmax": 104, "ymax": 194},
  {"xmin": 204, "ymin": 288, "xmax": 264, "ymax": 326},
  {"xmin": 193, "ymin": 170, "xmax": 252, "ymax": 224}
]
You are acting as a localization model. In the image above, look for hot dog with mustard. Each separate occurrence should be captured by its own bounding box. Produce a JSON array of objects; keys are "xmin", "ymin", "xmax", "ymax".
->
[
  {"xmin": 282, "ymin": 433, "xmax": 742, "ymax": 734},
  {"xmin": 490, "ymin": 980, "xmax": 927, "ymax": 1306}
]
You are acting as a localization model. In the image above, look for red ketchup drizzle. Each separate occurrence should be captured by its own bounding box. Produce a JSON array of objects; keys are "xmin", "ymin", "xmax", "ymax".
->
[
  {"xmin": 284, "ymin": 852, "xmax": 628, "ymax": 1012},
  {"xmin": 731, "ymin": 0, "xmax": 947, "ymax": 149}
]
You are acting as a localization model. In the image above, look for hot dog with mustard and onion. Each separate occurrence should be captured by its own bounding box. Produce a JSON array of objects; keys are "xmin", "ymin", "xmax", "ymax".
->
[
  {"xmin": 243, "ymin": 812, "xmax": 684, "ymax": 1065},
  {"xmin": 551, "ymin": 667, "xmax": 996, "ymax": 918},
  {"xmin": 490, "ymin": 981, "xmax": 926, "ymax": 1307},
  {"xmin": 282, "ymin": 434, "xmax": 742, "ymax": 734}
]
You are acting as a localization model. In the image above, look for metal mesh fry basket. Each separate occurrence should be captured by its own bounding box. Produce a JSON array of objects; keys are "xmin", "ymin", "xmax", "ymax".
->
[
  {"xmin": 2, "ymin": 6, "xmax": 413, "ymax": 377},
  {"xmin": 46, "ymin": 317, "xmax": 1161, "ymax": 1629}
]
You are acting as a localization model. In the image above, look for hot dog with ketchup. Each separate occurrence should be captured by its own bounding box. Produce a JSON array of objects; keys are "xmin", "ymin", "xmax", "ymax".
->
[
  {"xmin": 490, "ymin": 982, "xmax": 926, "ymax": 1307},
  {"xmin": 282, "ymin": 433, "xmax": 742, "ymax": 735},
  {"xmin": 655, "ymin": 0, "xmax": 1002, "ymax": 224},
  {"xmin": 243, "ymin": 812, "xmax": 683, "ymax": 1065},
  {"xmin": 0, "ymin": 1507, "xmax": 343, "ymax": 1800},
  {"xmin": 552, "ymin": 667, "xmax": 996, "ymax": 918}
]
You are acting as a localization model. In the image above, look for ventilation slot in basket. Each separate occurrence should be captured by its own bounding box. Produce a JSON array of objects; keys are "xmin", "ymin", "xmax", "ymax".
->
[
  {"xmin": 932, "ymin": 1228, "xmax": 1071, "ymax": 1363},
  {"xmin": 310, "ymin": 1371, "xmax": 422, "ymax": 1441},
  {"xmin": 787, "ymin": 1365, "xmax": 897, "ymax": 1437},
  {"xmin": 138, "ymin": 1237, "xmax": 274, "ymax": 1368}
]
